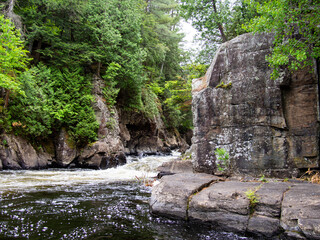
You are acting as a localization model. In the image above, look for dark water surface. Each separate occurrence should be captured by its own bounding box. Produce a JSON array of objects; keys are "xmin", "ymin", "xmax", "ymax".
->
[{"xmin": 0, "ymin": 155, "xmax": 253, "ymax": 240}]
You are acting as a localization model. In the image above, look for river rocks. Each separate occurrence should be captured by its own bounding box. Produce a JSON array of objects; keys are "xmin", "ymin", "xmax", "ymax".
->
[
  {"xmin": 150, "ymin": 173, "xmax": 320, "ymax": 239},
  {"xmin": 191, "ymin": 32, "xmax": 319, "ymax": 177},
  {"xmin": 0, "ymin": 134, "xmax": 52, "ymax": 169},
  {"xmin": 189, "ymin": 181, "xmax": 259, "ymax": 233}
]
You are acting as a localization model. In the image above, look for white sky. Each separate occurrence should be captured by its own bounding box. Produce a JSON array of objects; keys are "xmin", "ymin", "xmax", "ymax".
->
[{"xmin": 179, "ymin": 20, "xmax": 200, "ymax": 51}]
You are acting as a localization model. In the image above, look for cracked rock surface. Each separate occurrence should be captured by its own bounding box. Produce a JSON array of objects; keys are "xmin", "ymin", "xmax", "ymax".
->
[{"xmin": 150, "ymin": 173, "xmax": 320, "ymax": 239}]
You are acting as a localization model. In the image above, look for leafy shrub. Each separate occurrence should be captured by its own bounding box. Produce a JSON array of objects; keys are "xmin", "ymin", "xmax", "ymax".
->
[{"xmin": 214, "ymin": 148, "xmax": 230, "ymax": 172}]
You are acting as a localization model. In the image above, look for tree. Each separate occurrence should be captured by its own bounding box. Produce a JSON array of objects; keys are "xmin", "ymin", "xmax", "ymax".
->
[
  {"xmin": 0, "ymin": 14, "xmax": 30, "ymax": 108},
  {"xmin": 244, "ymin": 0, "xmax": 320, "ymax": 79},
  {"xmin": 16, "ymin": 0, "xmax": 145, "ymax": 110},
  {"xmin": 180, "ymin": 0, "xmax": 258, "ymax": 63}
]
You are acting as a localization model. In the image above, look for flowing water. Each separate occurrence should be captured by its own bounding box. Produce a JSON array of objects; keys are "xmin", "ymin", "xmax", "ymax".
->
[{"xmin": 0, "ymin": 153, "xmax": 252, "ymax": 240}]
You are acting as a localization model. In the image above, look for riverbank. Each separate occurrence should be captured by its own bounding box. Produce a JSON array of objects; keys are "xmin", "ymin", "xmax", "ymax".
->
[{"xmin": 150, "ymin": 172, "xmax": 320, "ymax": 239}]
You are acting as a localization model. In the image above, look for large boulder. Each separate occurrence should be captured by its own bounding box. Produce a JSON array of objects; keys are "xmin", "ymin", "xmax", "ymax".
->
[
  {"xmin": 192, "ymin": 33, "xmax": 319, "ymax": 177},
  {"xmin": 0, "ymin": 134, "xmax": 52, "ymax": 169}
]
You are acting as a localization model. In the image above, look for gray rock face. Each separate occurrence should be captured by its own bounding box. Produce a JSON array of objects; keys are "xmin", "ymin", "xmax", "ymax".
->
[
  {"xmin": 150, "ymin": 173, "xmax": 219, "ymax": 219},
  {"xmin": 0, "ymin": 134, "xmax": 52, "ymax": 169},
  {"xmin": 119, "ymin": 110, "xmax": 187, "ymax": 155},
  {"xmin": 150, "ymin": 173, "xmax": 320, "ymax": 239},
  {"xmin": 192, "ymin": 33, "xmax": 319, "ymax": 177},
  {"xmin": 55, "ymin": 128, "xmax": 77, "ymax": 167}
]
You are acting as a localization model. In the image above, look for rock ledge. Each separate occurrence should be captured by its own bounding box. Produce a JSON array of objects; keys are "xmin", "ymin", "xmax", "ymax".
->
[{"xmin": 150, "ymin": 173, "xmax": 320, "ymax": 239}]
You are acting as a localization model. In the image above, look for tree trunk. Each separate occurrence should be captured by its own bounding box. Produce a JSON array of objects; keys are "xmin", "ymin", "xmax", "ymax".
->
[
  {"xmin": 212, "ymin": 0, "xmax": 228, "ymax": 43},
  {"xmin": 35, "ymin": 39, "xmax": 42, "ymax": 64},
  {"xmin": 5, "ymin": 0, "xmax": 16, "ymax": 15},
  {"xmin": 97, "ymin": 61, "xmax": 101, "ymax": 77},
  {"xmin": 4, "ymin": 90, "xmax": 10, "ymax": 109}
]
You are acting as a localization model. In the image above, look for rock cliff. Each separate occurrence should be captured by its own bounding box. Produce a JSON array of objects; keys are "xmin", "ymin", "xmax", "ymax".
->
[{"xmin": 192, "ymin": 33, "xmax": 319, "ymax": 177}]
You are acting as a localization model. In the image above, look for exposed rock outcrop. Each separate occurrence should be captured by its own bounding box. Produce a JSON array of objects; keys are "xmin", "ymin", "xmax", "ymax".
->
[
  {"xmin": 0, "ymin": 134, "xmax": 52, "ymax": 169},
  {"xmin": 119, "ymin": 110, "xmax": 188, "ymax": 155},
  {"xmin": 192, "ymin": 33, "xmax": 319, "ymax": 177},
  {"xmin": 76, "ymin": 75, "xmax": 126, "ymax": 169},
  {"xmin": 151, "ymin": 173, "xmax": 320, "ymax": 239},
  {"xmin": 54, "ymin": 128, "xmax": 77, "ymax": 167}
]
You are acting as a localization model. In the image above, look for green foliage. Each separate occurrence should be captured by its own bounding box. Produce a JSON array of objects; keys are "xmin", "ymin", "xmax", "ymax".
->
[
  {"xmin": 214, "ymin": 148, "xmax": 230, "ymax": 172},
  {"xmin": 0, "ymin": 14, "xmax": 30, "ymax": 95},
  {"xmin": 258, "ymin": 175, "xmax": 268, "ymax": 183},
  {"xmin": 181, "ymin": 0, "xmax": 257, "ymax": 63},
  {"xmin": 244, "ymin": 0, "xmax": 320, "ymax": 79},
  {"xmin": 141, "ymin": 0, "xmax": 183, "ymax": 82},
  {"xmin": 102, "ymin": 63, "xmax": 121, "ymax": 107},
  {"xmin": 141, "ymin": 86, "xmax": 161, "ymax": 119},
  {"xmin": 163, "ymin": 63, "xmax": 207, "ymax": 131},
  {"xmin": 16, "ymin": 0, "xmax": 145, "ymax": 109},
  {"xmin": 245, "ymin": 188, "xmax": 260, "ymax": 214},
  {"xmin": 8, "ymin": 64, "xmax": 98, "ymax": 145},
  {"xmin": 215, "ymin": 81, "xmax": 232, "ymax": 89}
]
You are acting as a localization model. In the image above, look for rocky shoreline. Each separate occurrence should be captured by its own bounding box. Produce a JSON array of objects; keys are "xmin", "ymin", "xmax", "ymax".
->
[{"xmin": 150, "ymin": 171, "xmax": 320, "ymax": 239}]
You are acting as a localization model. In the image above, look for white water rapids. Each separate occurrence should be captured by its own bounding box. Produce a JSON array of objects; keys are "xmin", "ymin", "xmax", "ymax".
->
[
  {"xmin": 0, "ymin": 152, "xmax": 180, "ymax": 194},
  {"xmin": 0, "ymin": 152, "xmax": 253, "ymax": 240}
]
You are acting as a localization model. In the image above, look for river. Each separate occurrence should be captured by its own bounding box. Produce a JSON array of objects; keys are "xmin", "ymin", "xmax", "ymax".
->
[{"xmin": 0, "ymin": 153, "xmax": 252, "ymax": 240}]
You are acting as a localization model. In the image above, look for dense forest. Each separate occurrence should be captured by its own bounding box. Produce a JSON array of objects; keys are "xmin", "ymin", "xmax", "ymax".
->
[{"xmin": 0, "ymin": 0, "xmax": 319, "ymax": 148}]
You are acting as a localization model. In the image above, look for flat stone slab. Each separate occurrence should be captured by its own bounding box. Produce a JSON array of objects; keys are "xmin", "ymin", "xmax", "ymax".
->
[
  {"xmin": 157, "ymin": 160, "xmax": 193, "ymax": 174},
  {"xmin": 255, "ymin": 182, "xmax": 291, "ymax": 218},
  {"xmin": 281, "ymin": 183, "xmax": 320, "ymax": 239},
  {"xmin": 150, "ymin": 174, "xmax": 320, "ymax": 239},
  {"xmin": 150, "ymin": 173, "xmax": 219, "ymax": 219},
  {"xmin": 189, "ymin": 181, "xmax": 260, "ymax": 233}
]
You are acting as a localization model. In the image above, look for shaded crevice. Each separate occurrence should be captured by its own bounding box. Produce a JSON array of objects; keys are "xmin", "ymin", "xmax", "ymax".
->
[
  {"xmin": 185, "ymin": 179, "xmax": 221, "ymax": 220},
  {"xmin": 279, "ymin": 183, "xmax": 294, "ymax": 227}
]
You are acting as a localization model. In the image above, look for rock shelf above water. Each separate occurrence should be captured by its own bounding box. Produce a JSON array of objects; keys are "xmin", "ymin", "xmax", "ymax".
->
[{"xmin": 150, "ymin": 173, "xmax": 320, "ymax": 239}]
